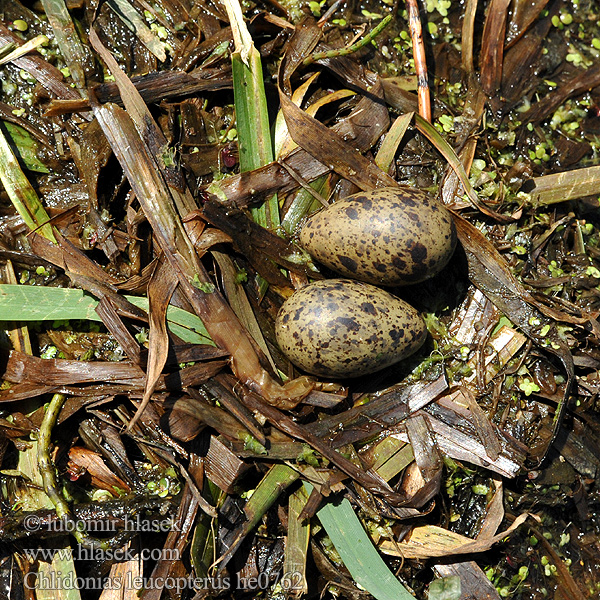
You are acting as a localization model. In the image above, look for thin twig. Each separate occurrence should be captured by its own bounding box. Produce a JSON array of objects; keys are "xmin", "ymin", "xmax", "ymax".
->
[
  {"xmin": 405, "ymin": 0, "xmax": 431, "ymax": 121},
  {"xmin": 317, "ymin": 0, "xmax": 346, "ymax": 25}
]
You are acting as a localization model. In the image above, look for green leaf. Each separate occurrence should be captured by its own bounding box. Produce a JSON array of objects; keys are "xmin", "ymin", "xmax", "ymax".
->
[
  {"xmin": 3, "ymin": 122, "xmax": 50, "ymax": 173},
  {"xmin": 244, "ymin": 464, "xmax": 299, "ymax": 527},
  {"xmin": 231, "ymin": 49, "xmax": 280, "ymax": 230},
  {"xmin": 0, "ymin": 125, "xmax": 55, "ymax": 242},
  {"xmin": 0, "ymin": 284, "xmax": 213, "ymax": 345},
  {"xmin": 306, "ymin": 483, "xmax": 415, "ymax": 600}
]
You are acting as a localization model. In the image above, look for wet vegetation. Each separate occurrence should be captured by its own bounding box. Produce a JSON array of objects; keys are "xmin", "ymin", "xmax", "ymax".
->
[{"xmin": 0, "ymin": 0, "xmax": 599, "ymax": 598}]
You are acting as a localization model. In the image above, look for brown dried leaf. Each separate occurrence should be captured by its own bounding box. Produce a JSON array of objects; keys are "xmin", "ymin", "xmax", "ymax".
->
[
  {"xmin": 45, "ymin": 69, "xmax": 233, "ymax": 116},
  {"xmin": 421, "ymin": 400, "xmax": 526, "ymax": 478},
  {"xmin": 506, "ymin": 0, "xmax": 552, "ymax": 47},
  {"xmin": 278, "ymin": 86, "xmax": 394, "ymax": 191},
  {"xmin": 143, "ymin": 485, "xmax": 200, "ymax": 600},
  {"xmin": 67, "ymin": 446, "xmax": 131, "ymax": 493},
  {"xmin": 500, "ymin": 10, "xmax": 554, "ymax": 102},
  {"xmin": 404, "ymin": 414, "xmax": 442, "ymax": 507},
  {"xmin": 306, "ymin": 376, "xmax": 448, "ymax": 447},
  {"xmin": 379, "ymin": 512, "xmax": 529, "ymax": 559},
  {"xmin": 2, "ymin": 350, "xmax": 144, "ymax": 386},
  {"xmin": 241, "ymin": 388, "xmax": 409, "ymax": 505},
  {"xmin": 523, "ymin": 65, "xmax": 600, "ymax": 125},
  {"xmin": 203, "ymin": 435, "xmax": 250, "ymax": 493},
  {"xmin": 278, "ymin": 16, "xmax": 321, "ymax": 95},
  {"xmin": 93, "ymin": 101, "xmax": 312, "ymax": 408},
  {"xmin": 0, "ymin": 23, "xmax": 81, "ymax": 100},
  {"xmin": 201, "ymin": 201, "xmax": 318, "ymax": 283},
  {"xmin": 95, "ymin": 297, "xmax": 143, "ymax": 364},
  {"xmin": 477, "ymin": 478, "xmax": 505, "ymax": 540},
  {"xmin": 480, "ymin": 0, "xmax": 512, "ymax": 95},
  {"xmin": 130, "ymin": 255, "xmax": 178, "ymax": 428}
]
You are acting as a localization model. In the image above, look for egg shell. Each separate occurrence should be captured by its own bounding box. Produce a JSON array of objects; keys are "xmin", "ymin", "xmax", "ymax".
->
[
  {"xmin": 299, "ymin": 187, "xmax": 457, "ymax": 286},
  {"xmin": 275, "ymin": 279, "xmax": 426, "ymax": 378}
]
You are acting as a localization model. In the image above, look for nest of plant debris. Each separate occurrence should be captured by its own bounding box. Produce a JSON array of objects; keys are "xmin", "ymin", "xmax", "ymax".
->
[{"xmin": 0, "ymin": 0, "xmax": 599, "ymax": 598}]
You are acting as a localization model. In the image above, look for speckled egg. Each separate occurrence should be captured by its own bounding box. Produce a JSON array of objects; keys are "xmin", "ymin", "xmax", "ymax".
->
[
  {"xmin": 275, "ymin": 279, "xmax": 426, "ymax": 378},
  {"xmin": 299, "ymin": 187, "xmax": 457, "ymax": 286}
]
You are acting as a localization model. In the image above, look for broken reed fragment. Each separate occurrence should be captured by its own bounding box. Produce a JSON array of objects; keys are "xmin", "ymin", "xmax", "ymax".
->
[
  {"xmin": 39, "ymin": 0, "xmax": 93, "ymax": 90},
  {"xmin": 0, "ymin": 35, "xmax": 48, "ymax": 66},
  {"xmin": 106, "ymin": 0, "xmax": 167, "ymax": 62}
]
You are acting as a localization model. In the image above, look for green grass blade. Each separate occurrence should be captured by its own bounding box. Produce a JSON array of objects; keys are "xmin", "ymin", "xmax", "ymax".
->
[
  {"xmin": 232, "ymin": 50, "xmax": 274, "ymax": 172},
  {"xmin": 306, "ymin": 483, "xmax": 415, "ymax": 600},
  {"xmin": 107, "ymin": 291, "xmax": 214, "ymax": 344},
  {"xmin": 224, "ymin": 0, "xmax": 279, "ymax": 230},
  {"xmin": 219, "ymin": 464, "xmax": 300, "ymax": 566},
  {"xmin": 231, "ymin": 50, "xmax": 280, "ymax": 230},
  {"xmin": 0, "ymin": 284, "xmax": 213, "ymax": 345},
  {"xmin": 243, "ymin": 464, "xmax": 299, "ymax": 530},
  {"xmin": 3, "ymin": 122, "xmax": 51, "ymax": 173},
  {"xmin": 0, "ymin": 125, "xmax": 55, "ymax": 242}
]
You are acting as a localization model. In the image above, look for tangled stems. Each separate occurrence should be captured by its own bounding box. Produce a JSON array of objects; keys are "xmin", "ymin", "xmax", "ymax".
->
[
  {"xmin": 37, "ymin": 393, "xmax": 131, "ymax": 550},
  {"xmin": 303, "ymin": 15, "xmax": 393, "ymax": 67},
  {"xmin": 37, "ymin": 394, "xmax": 72, "ymax": 521}
]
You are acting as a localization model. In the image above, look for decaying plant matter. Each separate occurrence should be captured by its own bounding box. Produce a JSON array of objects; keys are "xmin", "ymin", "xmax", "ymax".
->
[{"xmin": 0, "ymin": 0, "xmax": 599, "ymax": 598}]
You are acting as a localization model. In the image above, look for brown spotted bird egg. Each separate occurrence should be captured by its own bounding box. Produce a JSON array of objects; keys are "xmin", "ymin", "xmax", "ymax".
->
[
  {"xmin": 275, "ymin": 279, "xmax": 426, "ymax": 378},
  {"xmin": 299, "ymin": 187, "xmax": 457, "ymax": 286}
]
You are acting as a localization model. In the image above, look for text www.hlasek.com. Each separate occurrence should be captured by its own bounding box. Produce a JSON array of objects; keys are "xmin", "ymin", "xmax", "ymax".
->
[{"xmin": 23, "ymin": 547, "xmax": 180, "ymax": 563}]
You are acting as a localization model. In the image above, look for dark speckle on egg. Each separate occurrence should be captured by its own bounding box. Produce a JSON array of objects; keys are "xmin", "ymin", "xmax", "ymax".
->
[
  {"xmin": 275, "ymin": 279, "xmax": 426, "ymax": 378},
  {"xmin": 360, "ymin": 302, "xmax": 376, "ymax": 315},
  {"xmin": 338, "ymin": 255, "xmax": 358, "ymax": 273},
  {"xmin": 299, "ymin": 187, "xmax": 457, "ymax": 286},
  {"xmin": 409, "ymin": 241, "xmax": 428, "ymax": 264}
]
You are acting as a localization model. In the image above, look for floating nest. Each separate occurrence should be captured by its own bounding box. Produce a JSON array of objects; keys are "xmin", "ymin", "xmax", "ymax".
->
[{"xmin": 0, "ymin": 0, "xmax": 598, "ymax": 598}]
